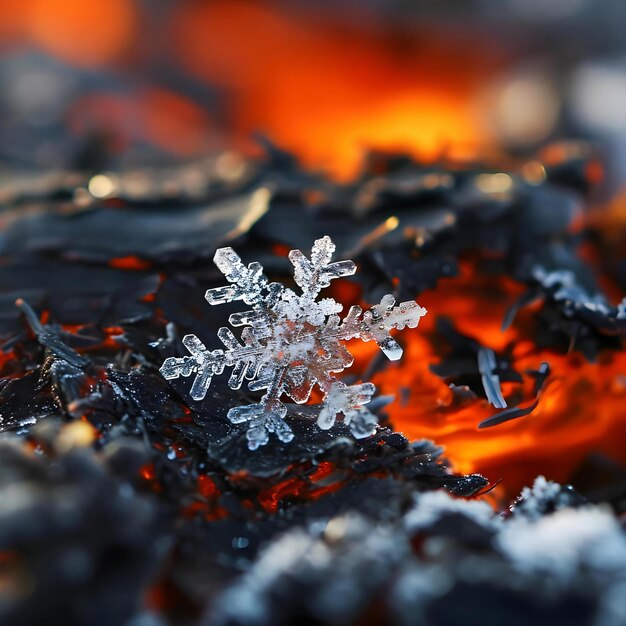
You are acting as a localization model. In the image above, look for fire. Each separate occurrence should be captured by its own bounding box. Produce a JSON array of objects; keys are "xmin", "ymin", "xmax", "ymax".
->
[
  {"xmin": 173, "ymin": 0, "xmax": 496, "ymax": 177},
  {"xmin": 359, "ymin": 265, "xmax": 626, "ymax": 497},
  {"xmin": 10, "ymin": 0, "xmax": 137, "ymax": 66},
  {"xmin": 0, "ymin": 0, "xmax": 501, "ymax": 178},
  {"xmin": 108, "ymin": 256, "xmax": 152, "ymax": 271},
  {"xmin": 1, "ymin": 0, "xmax": 623, "ymax": 500}
]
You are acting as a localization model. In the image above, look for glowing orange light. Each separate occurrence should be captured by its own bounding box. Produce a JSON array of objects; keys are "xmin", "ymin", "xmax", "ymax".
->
[
  {"xmin": 174, "ymin": 0, "xmax": 496, "ymax": 178},
  {"xmin": 108, "ymin": 256, "xmax": 152, "ymax": 271},
  {"xmin": 363, "ymin": 267, "xmax": 626, "ymax": 497},
  {"xmin": 26, "ymin": 0, "xmax": 137, "ymax": 66},
  {"xmin": 139, "ymin": 88, "xmax": 212, "ymax": 156}
]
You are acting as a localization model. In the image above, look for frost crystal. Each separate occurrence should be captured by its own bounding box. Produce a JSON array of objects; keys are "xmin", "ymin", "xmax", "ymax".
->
[{"xmin": 160, "ymin": 236, "xmax": 427, "ymax": 450}]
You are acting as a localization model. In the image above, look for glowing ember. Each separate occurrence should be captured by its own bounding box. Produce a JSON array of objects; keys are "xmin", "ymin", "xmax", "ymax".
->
[
  {"xmin": 366, "ymin": 268, "xmax": 626, "ymax": 496},
  {"xmin": 173, "ymin": 1, "xmax": 496, "ymax": 177},
  {"xmin": 1, "ymin": 2, "xmax": 626, "ymax": 624}
]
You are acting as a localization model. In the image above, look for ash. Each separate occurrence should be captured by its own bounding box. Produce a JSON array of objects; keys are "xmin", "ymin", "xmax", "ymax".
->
[
  {"xmin": 0, "ymin": 142, "xmax": 624, "ymax": 626},
  {"xmin": 208, "ymin": 489, "xmax": 626, "ymax": 626}
]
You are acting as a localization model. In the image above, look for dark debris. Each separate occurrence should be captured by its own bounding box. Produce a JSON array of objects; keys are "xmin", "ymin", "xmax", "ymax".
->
[{"xmin": 0, "ymin": 143, "xmax": 623, "ymax": 626}]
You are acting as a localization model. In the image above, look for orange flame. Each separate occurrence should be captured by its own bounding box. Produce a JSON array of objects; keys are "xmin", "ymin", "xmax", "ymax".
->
[
  {"xmin": 173, "ymin": 0, "xmax": 498, "ymax": 177},
  {"xmin": 352, "ymin": 266, "xmax": 626, "ymax": 497},
  {"xmin": 1, "ymin": 0, "xmax": 623, "ymax": 499},
  {"xmin": 1, "ymin": 1, "xmax": 503, "ymax": 175}
]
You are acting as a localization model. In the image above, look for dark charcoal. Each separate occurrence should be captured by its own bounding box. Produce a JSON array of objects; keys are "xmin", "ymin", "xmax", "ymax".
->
[
  {"xmin": 0, "ymin": 143, "xmax": 622, "ymax": 626},
  {"xmin": 204, "ymin": 485, "xmax": 621, "ymax": 626},
  {"xmin": 0, "ymin": 436, "xmax": 165, "ymax": 626}
]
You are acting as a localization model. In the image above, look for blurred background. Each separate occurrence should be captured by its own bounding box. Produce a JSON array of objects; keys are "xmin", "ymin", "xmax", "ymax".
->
[{"xmin": 0, "ymin": 0, "xmax": 625, "ymax": 186}]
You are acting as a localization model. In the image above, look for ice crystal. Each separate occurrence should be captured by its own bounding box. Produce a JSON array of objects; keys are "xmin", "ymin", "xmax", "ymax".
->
[{"xmin": 160, "ymin": 236, "xmax": 427, "ymax": 450}]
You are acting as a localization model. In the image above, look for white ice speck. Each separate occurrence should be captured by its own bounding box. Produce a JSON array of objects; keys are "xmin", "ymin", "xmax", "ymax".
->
[{"xmin": 497, "ymin": 506, "xmax": 626, "ymax": 584}]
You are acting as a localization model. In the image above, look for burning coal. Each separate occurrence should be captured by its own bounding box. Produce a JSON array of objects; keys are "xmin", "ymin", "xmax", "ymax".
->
[
  {"xmin": 0, "ymin": 2, "xmax": 625, "ymax": 625},
  {"xmin": 0, "ymin": 137, "xmax": 623, "ymax": 625}
]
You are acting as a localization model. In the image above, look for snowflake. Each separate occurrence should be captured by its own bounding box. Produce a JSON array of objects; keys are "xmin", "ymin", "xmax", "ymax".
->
[{"xmin": 160, "ymin": 236, "xmax": 427, "ymax": 450}]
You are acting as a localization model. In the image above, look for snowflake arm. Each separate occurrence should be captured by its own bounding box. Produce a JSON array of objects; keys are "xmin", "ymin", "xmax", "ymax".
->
[
  {"xmin": 218, "ymin": 327, "xmax": 263, "ymax": 388},
  {"xmin": 160, "ymin": 334, "xmax": 225, "ymax": 401},
  {"xmin": 229, "ymin": 366, "xmax": 294, "ymax": 449},
  {"xmin": 328, "ymin": 294, "xmax": 427, "ymax": 360},
  {"xmin": 289, "ymin": 235, "xmax": 356, "ymax": 297},
  {"xmin": 160, "ymin": 237, "xmax": 427, "ymax": 450},
  {"xmin": 318, "ymin": 381, "xmax": 377, "ymax": 438},
  {"xmin": 205, "ymin": 247, "xmax": 283, "ymax": 307}
]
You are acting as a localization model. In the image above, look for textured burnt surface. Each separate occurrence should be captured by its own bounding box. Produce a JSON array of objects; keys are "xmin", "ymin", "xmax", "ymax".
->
[{"xmin": 0, "ymin": 145, "xmax": 625, "ymax": 625}]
